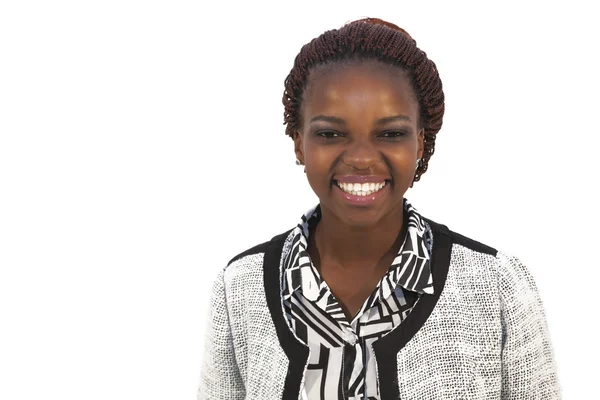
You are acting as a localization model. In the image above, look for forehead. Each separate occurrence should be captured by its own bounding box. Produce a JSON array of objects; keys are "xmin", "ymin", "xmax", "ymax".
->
[{"xmin": 302, "ymin": 60, "xmax": 418, "ymax": 120}]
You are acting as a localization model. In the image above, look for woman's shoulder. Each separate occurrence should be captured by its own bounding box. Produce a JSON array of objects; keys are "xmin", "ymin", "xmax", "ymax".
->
[
  {"xmin": 425, "ymin": 216, "xmax": 497, "ymax": 256},
  {"xmin": 221, "ymin": 228, "xmax": 294, "ymax": 281},
  {"xmin": 427, "ymin": 217, "xmax": 538, "ymax": 294}
]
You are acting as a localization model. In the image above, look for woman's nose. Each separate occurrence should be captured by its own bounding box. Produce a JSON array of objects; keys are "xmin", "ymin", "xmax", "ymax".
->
[{"xmin": 342, "ymin": 137, "xmax": 381, "ymax": 170}]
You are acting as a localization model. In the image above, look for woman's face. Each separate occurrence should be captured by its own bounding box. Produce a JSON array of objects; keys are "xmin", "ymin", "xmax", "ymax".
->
[{"xmin": 294, "ymin": 60, "xmax": 424, "ymax": 229}]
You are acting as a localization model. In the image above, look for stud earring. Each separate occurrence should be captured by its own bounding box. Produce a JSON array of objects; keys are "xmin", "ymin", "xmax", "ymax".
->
[
  {"xmin": 416, "ymin": 158, "xmax": 422, "ymax": 168},
  {"xmin": 296, "ymin": 159, "xmax": 302, "ymax": 166}
]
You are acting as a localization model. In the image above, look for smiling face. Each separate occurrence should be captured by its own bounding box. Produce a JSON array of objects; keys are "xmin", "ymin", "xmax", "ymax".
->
[{"xmin": 294, "ymin": 60, "xmax": 424, "ymax": 228}]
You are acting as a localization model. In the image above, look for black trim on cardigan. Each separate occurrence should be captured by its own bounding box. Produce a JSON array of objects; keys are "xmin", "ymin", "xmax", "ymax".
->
[
  {"xmin": 263, "ymin": 229, "xmax": 310, "ymax": 400},
  {"xmin": 227, "ymin": 241, "xmax": 270, "ymax": 266},
  {"xmin": 450, "ymin": 230, "xmax": 497, "ymax": 256},
  {"xmin": 260, "ymin": 220, "xmax": 490, "ymax": 399},
  {"xmin": 262, "ymin": 221, "xmax": 453, "ymax": 400},
  {"xmin": 373, "ymin": 218, "xmax": 453, "ymax": 400}
]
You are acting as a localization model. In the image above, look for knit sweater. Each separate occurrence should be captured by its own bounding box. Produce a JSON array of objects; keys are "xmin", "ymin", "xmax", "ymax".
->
[{"xmin": 197, "ymin": 217, "xmax": 560, "ymax": 399}]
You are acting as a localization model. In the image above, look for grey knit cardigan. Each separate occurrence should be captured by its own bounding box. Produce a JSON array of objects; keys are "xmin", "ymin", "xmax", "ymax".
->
[{"xmin": 198, "ymin": 218, "xmax": 560, "ymax": 399}]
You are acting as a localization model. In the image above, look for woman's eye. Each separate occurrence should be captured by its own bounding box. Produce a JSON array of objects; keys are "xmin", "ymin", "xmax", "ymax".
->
[
  {"xmin": 379, "ymin": 131, "xmax": 407, "ymax": 138},
  {"xmin": 316, "ymin": 131, "xmax": 343, "ymax": 139}
]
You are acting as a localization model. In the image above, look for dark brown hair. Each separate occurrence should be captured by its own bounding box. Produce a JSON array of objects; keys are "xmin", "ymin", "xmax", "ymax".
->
[{"xmin": 282, "ymin": 17, "xmax": 445, "ymax": 183}]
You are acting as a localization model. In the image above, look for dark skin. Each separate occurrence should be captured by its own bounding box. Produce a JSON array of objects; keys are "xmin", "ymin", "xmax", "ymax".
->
[{"xmin": 293, "ymin": 60, "xmax": 424, "ymax": 321}]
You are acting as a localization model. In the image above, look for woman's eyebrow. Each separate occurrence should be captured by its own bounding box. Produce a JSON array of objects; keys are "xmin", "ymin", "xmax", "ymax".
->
[
  {"xmin": 375, "ymin": 115, "xmax": 411, "ymax": 125},
  {"xmin": 309, "ymin": 115, "xmax": 346, "ymax": 124},
  {"xmin": 309, "ymin": 114, "xmax": 411, "ymax": 125}
]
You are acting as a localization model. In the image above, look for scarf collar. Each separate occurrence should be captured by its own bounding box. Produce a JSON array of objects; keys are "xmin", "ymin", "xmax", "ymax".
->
[{"xmin": 282, "ymin": 198, "xmax": 434, "ymax": 305}]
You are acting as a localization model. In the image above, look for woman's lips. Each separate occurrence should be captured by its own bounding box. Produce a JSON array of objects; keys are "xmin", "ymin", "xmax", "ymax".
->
[
  {"xmin": 333, "ymin": 175, "xmax": 390, "ymax": 184},
  {"xmin": 333, "ymin": 180, "xmax": 389, "ymax": 206}
]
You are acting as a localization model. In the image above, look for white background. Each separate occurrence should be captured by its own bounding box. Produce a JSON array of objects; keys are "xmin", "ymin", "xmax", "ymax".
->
[{"xmin": 1, "ymin": 0, "xmax": 598, "ymax": 399}]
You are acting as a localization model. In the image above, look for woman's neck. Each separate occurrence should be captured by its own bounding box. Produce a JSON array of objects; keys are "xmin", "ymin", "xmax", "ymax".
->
[{"xmin": 310, "ymin": 205, "xmax": 407, "ymax": 272}]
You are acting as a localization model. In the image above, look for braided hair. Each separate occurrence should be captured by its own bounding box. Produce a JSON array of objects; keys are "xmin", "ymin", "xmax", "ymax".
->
[{"xmin": 282, "ymin": 17, "xmax": 445, "ymax": 183}]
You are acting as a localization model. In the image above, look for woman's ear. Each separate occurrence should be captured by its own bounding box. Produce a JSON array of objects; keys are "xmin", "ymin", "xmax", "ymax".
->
[{"xmin": 293, "ymin": 131, "xmax": 304, "ymax": 164}]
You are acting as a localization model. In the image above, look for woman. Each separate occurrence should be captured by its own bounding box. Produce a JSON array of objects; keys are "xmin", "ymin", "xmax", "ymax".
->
[{"xmin": 198, "ymin": 17, "xmax": 559, "ymax": 399}]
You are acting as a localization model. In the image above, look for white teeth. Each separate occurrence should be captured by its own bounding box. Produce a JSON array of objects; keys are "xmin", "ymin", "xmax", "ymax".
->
[{"xmin": 337, "ymin": 181, "xmax": 387, "ymax": 196}]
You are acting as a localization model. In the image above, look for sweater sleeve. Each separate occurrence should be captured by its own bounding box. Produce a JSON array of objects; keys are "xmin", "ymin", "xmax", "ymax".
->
[
  {"xmin": 496, "ymin": 252, "xmax": 560, "ymax": 399},
  {"xmin": 197, "ymin": 268, "xmax": 245, "ymax": 400}
]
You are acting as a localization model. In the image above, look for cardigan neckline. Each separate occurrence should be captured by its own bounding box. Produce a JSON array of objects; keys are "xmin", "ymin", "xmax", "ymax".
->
[{"xmin": 263, "ymin": 217, "xmax": 453, "ymax": 400}]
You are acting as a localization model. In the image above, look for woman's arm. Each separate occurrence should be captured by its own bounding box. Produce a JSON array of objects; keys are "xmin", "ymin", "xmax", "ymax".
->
[
  {"xmin": 497, "ymin": 253, "xmax": 561, "ymax": 399},
  {"xmin": 197, "ymin": 268, "xmax": 245, "ymax": 400}
]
